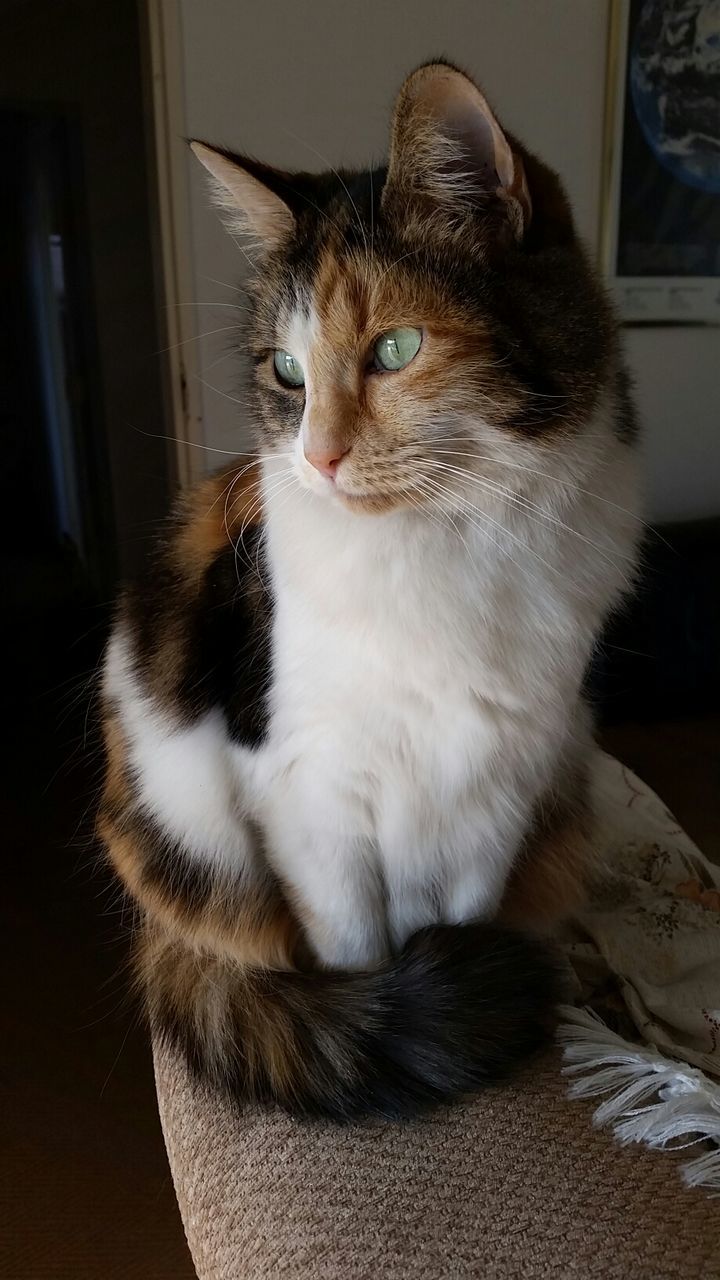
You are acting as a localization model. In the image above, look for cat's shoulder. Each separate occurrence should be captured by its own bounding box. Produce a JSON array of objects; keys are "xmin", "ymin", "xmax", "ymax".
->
[
  {"xmin": 110, "ymin": 458, "xmax": 272, "ymax": 739},
  {"xmin": 168, "ymin": 458, "xmax": 265, "ymax": 589}
]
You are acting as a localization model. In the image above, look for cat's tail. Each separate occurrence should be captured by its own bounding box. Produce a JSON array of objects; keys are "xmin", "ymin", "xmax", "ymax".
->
[{"xmin": 142, "ymin": 920, "xmax": 561, "ymax": 1119}]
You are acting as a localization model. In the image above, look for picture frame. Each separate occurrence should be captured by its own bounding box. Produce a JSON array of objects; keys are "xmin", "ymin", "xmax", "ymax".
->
[{"xmin": 601, "ymin": 0, "xmax": 720, "ymax": 324}]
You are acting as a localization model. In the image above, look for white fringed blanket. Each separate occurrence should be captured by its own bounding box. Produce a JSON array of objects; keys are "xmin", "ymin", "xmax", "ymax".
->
[{"xmin": 559, "ymin": 752, "xmax": 720, "ymax": 1191}]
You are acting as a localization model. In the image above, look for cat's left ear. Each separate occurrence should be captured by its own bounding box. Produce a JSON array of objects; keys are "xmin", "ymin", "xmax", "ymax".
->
[
  {"xmin": 382, "ymin": 63, "xmax": 531, "ymax": 242},
  {"xmin": 190, "ymin": 142, "xmax": 295, "ymax": 249}
]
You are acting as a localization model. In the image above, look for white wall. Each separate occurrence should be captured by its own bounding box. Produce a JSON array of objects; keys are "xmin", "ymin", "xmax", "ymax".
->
[
  {"xmin": 625, "ymin": 327, "xmax": 717, "ymax": 522},
  {"xmin": 176, "ymin": 0, "xmax": 719, "ymax": 523}
]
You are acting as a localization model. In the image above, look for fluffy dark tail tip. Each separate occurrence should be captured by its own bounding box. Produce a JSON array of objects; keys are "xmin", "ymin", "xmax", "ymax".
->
[
  {"xmin": 325, "ymin": 921, "xmax": 563, "ymax": 1120},
  {"xmin": 151, "ymin": 920, "xmax": 563, "ymax": 1123}
]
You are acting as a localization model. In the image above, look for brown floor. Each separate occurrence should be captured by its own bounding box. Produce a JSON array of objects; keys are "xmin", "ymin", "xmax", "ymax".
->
[
  {"xmin": 2, "ymin": 626, "xmax": 195, "ymax": 1280},
  {"xmin": 2, "ymin": 642, "xmax": 717, "ymax": 1279}
]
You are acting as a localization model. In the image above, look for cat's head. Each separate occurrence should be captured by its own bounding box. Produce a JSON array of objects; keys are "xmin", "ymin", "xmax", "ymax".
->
[{"xmin": 192, "ymin": 62, "xmax": 616, "ymax": 515}]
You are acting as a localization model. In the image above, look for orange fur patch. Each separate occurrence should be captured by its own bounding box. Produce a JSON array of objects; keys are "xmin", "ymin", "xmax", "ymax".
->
[
  {"xmin": 172, "ymin": 459, "xmax": 263, "ymax": 586},
  {"xmin": 500, "ymin": 788, "xmax": 593, "ymax": 931}
]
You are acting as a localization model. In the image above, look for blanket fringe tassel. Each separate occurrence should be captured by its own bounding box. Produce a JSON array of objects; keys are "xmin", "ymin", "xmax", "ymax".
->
[{"xmin": 556, "ymin": 1006, "xmax": 720, "ymax": 1193}]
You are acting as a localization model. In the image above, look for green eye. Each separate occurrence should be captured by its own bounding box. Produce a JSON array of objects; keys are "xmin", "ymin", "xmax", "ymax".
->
[
  {"xmin": 273, "ymin": 350, "xmax": 305, "ymax": 388},
  {"xmin": 373, "ymin": 327, "xmax": 422, "ymax": 372}
]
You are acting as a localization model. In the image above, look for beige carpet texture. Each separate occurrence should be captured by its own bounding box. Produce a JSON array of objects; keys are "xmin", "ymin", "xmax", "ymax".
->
[{"xmin": 154, "ymin": 1039, "xmax": 719, "ymax": 1280}]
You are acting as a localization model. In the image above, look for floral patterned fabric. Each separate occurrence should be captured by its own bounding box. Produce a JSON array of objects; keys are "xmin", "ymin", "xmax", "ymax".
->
[{"xmin": 565, "ymin": 752, "xmax": 720, "ymax": 1079}]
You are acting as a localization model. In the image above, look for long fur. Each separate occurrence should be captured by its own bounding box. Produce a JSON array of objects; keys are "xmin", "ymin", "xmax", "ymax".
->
[
  {"xmin": 142, "ymin": 919, "xmax": 560, "ymax": 1120},
  {"xmin": 99, "ymin": 63, "xmax": 641, "ymax": 1119}
]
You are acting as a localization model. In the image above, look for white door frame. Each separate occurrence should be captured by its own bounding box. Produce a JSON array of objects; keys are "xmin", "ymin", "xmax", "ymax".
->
[{"xmin": 143, "ymin": 0, "xmax": 204, "ymax": 487}]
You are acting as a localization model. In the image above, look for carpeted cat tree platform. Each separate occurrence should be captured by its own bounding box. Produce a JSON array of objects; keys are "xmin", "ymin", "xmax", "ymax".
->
[
  {"xmin": 152, "ymin": 756, "xmax": 720, "ymax": 1278},
  {"xmin": 154, "ymin": 1039, "xmax": 715, "ymax": 1280}
]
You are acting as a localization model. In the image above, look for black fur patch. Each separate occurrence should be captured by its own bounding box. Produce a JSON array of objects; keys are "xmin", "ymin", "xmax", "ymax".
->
[
  {"xmin": 187, "ymin": 536, "xmax": 272, "ymax": 745},
  {"xmin": 614, "ymin": 361, "xmax": 640, "ymax": 444},
  {"xmin": 125, "ymin": 527, "xmax": 273, "ymax": 747},
  {"xmin": 135, "ymin": 813, "xmax": 217, "ymax": 914}
]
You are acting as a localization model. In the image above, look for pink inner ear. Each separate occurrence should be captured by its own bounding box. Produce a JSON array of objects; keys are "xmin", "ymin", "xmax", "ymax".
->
[
  {"xmin": 419, "ymin": 75, "xmax": 509, "ymax": 186},
  {"xmin": 190, "ymin": 141, "xmax": 295, "ymax": 248},
  {"xmin": 409, "ymin": 68, "xmax": 531, "ymax": 231},
  {"xmin": 444, "ymin": 105, "xmax": 494, "ymax": 185}
]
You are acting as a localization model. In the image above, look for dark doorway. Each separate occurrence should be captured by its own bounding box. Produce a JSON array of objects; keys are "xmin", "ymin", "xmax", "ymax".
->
[
  {"xmin": 2, "ymin": 2, "xmax": 193, "ymax": 1276},
  {"xmin": 1, "ymin": 107, "xmax": 115, "ymax": 607}
]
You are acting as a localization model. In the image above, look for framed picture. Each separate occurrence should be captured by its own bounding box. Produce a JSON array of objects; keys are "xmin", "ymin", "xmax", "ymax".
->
[{"xmin": 602, "ymin": 0, "xmax": 720, "ymax": 323}]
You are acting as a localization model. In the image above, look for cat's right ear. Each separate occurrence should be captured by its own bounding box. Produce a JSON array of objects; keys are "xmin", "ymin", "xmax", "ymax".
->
[{"xmin": 190, "ymin": 142, "xmax": 295, "ymax": 249}]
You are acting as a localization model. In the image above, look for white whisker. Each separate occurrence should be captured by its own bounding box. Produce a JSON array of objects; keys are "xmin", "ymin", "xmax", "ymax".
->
[
  {"xmin": 418, "ymin": 446, "xmax": 644, "ymax": 522},
  {"xmin": 128, "ymin": 424, "xmax": 244, "ymax": 458},
  {"xmin": 419, "ymin": 458, "xmax": 633, "ymax": 570},
  {"xmin": 414, "ymin": 471, "xmax": 566, "ymax": 582},
  {"xmin": 156, "ymin": 325, "xmax": 238, "ymax": 356}
]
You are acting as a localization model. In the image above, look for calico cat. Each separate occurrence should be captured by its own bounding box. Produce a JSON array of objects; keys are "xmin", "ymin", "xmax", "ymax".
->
[{"xmin": 100, "ymin": 62, "xmax": 640, "ymax": 1118}]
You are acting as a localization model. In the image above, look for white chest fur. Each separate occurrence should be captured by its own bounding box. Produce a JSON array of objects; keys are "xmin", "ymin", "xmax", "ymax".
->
[
  {"xmin": 108, "ymin": 429, "xmax": 637, "ymax": 972},
  {"xmin": 255, "ymin": 455, "xmax": 621, "ymax": 966}
]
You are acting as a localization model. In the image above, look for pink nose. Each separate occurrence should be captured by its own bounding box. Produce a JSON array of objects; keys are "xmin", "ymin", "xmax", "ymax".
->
[{"xmin": 304, "ymin": 445, "xmax": 348, "ymax": 480}]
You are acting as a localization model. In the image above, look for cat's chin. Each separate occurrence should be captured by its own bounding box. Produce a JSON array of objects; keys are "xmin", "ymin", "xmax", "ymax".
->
[
  {"xmin": 294, "ymin": 461, "xmax": 420, "ymax": 516},
  {"xmin": 297, "ymin": 471, "xmax": 405, "ymax": 515},
  {"xmin": 337, "ymin": 490, "xmax": 402, "ymax": 515}
]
